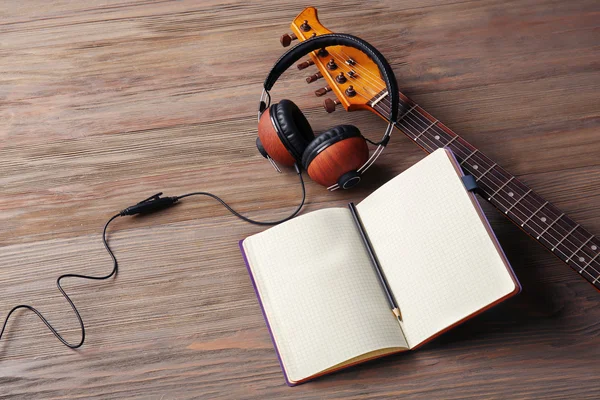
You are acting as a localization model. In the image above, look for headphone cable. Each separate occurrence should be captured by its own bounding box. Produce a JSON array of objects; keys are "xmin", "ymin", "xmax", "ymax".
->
[
  {"xmin": 176, "ymin": 164, "xmax": 305, "ymax": 226},
  {"xmin": 0, "ymin": 213, "xmax": 120, "ymax": 348},
  {"xmin": 0, "ymin": 166, "xmax": 305, "ymax": 349}
]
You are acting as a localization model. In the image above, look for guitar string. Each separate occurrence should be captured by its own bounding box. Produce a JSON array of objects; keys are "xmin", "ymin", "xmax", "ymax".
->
[
  {"xmin": 337, "ymin": 52, "xmax": 597, "ymax": 248},
  {"xmin": 378, "ymin": 102, "xmax": 600, "ymax": 279},
  {"xmin": 401, "ymin": 122, "xmax": 600, "ymax": 279},
  {"xmin": 333, "ymin": 49, "xmax": 592, "ymax": 247},
  {"xmin": 343, "ymin": 54, "xmax": 600, "ymax": 252},
  {"xmin": 373, "ymin": 95, "xmax": 600, "ymax": 267},
  {"xmin": 399, "ymin": 110, "xmax": 600, "ymax": 278},
  {"xmin": 333, "ymin": 51, "xmax": 570, "ymax": 228},
  {"xmin": 331, "ymin": 53, "xmax": 600, "ymax": 279},
  {"xmin": 328, "ymin": 49, "xmax": 600, "ymax": 268},
  {"xmin": 373, "ymin": 96, "xmax": 600, "ymax": 278},
  {"xmin": 319, "ymin": 52, "xmax": 379, "ymax": 104},
  {"xmin": 397, "ymin": 116, "xmax": 600, "ymax": 279},
  {"xmin": 331, "ymin": 87, "xmax": 600, "ymax": 281},
  {"xmin": 338, "ymin": 28, "xmax": 600, "ymax": 283}
]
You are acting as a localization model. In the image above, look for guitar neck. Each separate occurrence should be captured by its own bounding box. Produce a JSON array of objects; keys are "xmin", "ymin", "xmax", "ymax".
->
[{"xmin": 369, "ymin": 89, "xmax": 600, "ymax": 290}]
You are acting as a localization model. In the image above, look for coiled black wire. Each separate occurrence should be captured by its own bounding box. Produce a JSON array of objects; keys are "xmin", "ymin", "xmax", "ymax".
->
[
  {"xmin": 0, "ymin": 213, "xmax": 121, "ymax": 348},
  {"xmin": 0, "ymin": 169, "xmax": 305, "ymax": 349}
]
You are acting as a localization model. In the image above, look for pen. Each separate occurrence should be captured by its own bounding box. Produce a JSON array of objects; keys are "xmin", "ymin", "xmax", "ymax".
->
[{"xmin": 348, "ymin": 202, "xmax": 402, "ymax": 321}]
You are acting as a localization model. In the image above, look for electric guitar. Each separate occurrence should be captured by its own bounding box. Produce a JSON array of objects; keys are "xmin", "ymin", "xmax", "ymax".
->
[{"xmin": 281, "ymin": 7, "xmax": 600, "ymax": 291}]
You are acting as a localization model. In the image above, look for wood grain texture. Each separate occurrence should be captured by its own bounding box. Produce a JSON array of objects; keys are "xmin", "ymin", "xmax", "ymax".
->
[{"xmin": 1, "ymin": 0, "xmax": 599, "ymax": 398}]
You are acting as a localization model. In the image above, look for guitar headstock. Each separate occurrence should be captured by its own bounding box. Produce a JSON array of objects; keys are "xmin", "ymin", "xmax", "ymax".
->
[{"xmin": 281, "ymin": 7, "xmax": 386, "ymax": 114}]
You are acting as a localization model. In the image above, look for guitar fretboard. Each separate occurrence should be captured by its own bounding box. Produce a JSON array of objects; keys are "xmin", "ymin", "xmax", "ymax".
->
[{"xmin": 369, "ymin": 89, "xmax": 600, "ymax": 290}]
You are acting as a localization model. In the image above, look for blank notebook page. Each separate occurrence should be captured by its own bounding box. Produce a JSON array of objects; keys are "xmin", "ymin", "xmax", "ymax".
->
[
  {"xmin": 357, "ymin": 149, "xmax": 517, "ymax": 348},
  {"xmin": 243, "ymin": 208, "xmax": 407, "ymax": 383}
]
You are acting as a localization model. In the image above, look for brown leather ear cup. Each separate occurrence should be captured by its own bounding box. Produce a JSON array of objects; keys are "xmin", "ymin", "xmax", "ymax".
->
[
  {"xmin": 256, "ymin": 100, "xmax": 314, "ymax": 167},
  {"xmin": 302, "ymin": 125, "xmax": 369, "ymax": 187},
  {"xmin": 272, "ymin": 100, "xmax": 314, "ymax": 162}
]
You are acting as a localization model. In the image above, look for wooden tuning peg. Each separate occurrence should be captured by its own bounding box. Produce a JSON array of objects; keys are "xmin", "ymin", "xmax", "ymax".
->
[
  {"xmin": 297, "ymin": 59, "xmax": 315, "ymax": 70},
  {"xmin": 314, "ymin": 86, "xmax": 331, "ymax": 97},
  {"xmin": 280, "ymin": 33, "xmax": 297, "ymax": 47},
  {"xmin": 323, "ymin": 98, "xmax": 340, "ymax": 113},
  {"xmin": 306, "ymin": 72, "xmax": 323, "ymax": 83}
]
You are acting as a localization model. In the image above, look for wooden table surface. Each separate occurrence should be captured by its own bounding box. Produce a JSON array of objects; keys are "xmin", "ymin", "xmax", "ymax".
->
[{"xmin": 1, "ymin": 1, "xmax": 599, "ymax": 398}]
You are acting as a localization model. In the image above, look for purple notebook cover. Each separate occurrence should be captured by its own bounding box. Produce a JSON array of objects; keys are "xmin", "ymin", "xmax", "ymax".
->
[{"xmin": 239, "ymin": 240, "xmax": 296, "ymax": 387}]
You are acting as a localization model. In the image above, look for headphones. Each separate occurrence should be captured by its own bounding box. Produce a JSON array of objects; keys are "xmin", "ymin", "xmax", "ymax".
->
[{"xmin": 256, "ymin": 33, "xmax": 400, "ymax": 190}]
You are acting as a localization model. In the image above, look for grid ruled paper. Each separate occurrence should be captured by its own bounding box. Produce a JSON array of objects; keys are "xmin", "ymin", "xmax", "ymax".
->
[
  {"xmin": 357, "ymin": 149, "xmax": 518, "ymax": 348},
  {"xmin": 243, "ymin": 208, "xmax": 408, "ymax": 383}
]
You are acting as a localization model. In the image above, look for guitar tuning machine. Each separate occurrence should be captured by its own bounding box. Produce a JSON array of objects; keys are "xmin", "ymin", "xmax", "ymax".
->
[
  {"xmin": 300, "ymin": 20, "xmax": 311, "ymax": 32},
  {"xmin": 323, "ymin": 98, "xmax": 340, "ymax": 113},
  {"xmin": 345, "ymin": 85, "xmax": 356, "ymax": 97},
  {"xmin": 314, "ymin": 86, "xmax": 331, "ymax": 97},
  {"xmin": 306, "ymin": 72, "xmax": 323, "ymax": 83},
  {"xmin": 297, "ymin": 59, "xmax": 315, "ymax": 70},
  {"xmin": 280, "ymin": 33, "xmax": 297, "ymax": 47}
]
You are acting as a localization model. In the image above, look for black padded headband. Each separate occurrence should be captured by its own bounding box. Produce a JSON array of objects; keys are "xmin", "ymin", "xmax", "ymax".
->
[{"xmin": 262, "ymin": 33, "xmax": 400, "ymax": 123}]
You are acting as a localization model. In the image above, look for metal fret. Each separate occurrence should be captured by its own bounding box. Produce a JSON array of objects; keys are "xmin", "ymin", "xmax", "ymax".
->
[
  {"xmin": 582, "ymin": 252, "xmax": 600, "ymax": 272},
  {"xmin": 520, "ymin": 198, "xmax": 545, "ymax": 223},
  {"xmin": 566, "ymin": 236, "xmax": 594, "ymax": 263},
  {"xmin": 445, "ymin": 135, "xmax": 459, "ymax": 147},
  {"xmin": 488, "ymin": 177, "xmax": 515, "ymax": 201},
  {"xmin": 460, "ymin": 149, "xmax": 479, "ymax": 165},
  {"xmin": 536, "ymin": 213, "xmax": 564, "ymax": 240},
  {"xmin": 413, "ymin": 120, "xmax": 438, "ymax": 140},
  {"xmin": 396, "ymin": 105, "xmax": 417, "ymax": 123},
  {"xmin": 475, "ymin": 163, "xmax": 497, "ymax": 181},
  {"xmin": 552, "ymin": 224, "xmax": 580, "ymax": 251},
  {"xmin": 505, "ymin": 189, "xmax": 531, "ymax": 215}
]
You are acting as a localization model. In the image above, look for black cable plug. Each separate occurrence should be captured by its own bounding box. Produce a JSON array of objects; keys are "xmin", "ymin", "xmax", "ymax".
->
[{"xmin": 120, "ymin": 192, "xmax": 179, "ymax": 216}]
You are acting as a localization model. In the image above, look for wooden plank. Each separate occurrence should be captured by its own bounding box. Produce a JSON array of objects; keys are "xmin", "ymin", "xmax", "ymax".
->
[{"xmin": 1, "ymin": 0, "xmax": 599, "ymax": 398}]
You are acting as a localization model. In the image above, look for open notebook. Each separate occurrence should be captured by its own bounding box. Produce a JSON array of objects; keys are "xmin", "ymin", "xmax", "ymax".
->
[{"xmin": 240, "ymin": 148, "xmax": 520, "ymax": 386}]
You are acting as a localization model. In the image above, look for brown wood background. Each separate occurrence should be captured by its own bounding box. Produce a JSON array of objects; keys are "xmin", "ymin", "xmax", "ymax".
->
[{"xmin": 1, "ymin": 0, "xmax": 599, "ymax": 398}]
